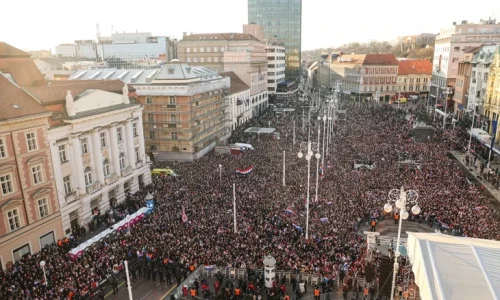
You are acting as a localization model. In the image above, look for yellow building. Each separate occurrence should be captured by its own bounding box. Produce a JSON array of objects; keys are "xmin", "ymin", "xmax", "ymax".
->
[{"xmin": 485, "ymin": 46, "xmax": 500, "ymax": 139}]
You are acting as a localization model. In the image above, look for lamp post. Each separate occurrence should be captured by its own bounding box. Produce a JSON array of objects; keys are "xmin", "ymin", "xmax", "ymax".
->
[
  {"xmin": 314, "ymin": 125, "xmax": 321, "ymax": 203},
  {"xmin": 443, "ymin": 87, "xmax": 452, "ymax": 129},
  {"xmin": 426, "ymin": 82, "xmax": 432, "ymax": 114},
  {"xmin": 125, "ymin": 260, "xmax": 134, "ymax": 300},
  {"xmin": 40, "ymin": 260, "xmax": 48, "ymax": 286},
  {"xmin": 318, "ymin": 115, "xmax": 327, "ymax": 167},
  {"xmin": 218, "ymin": 164, "xmax": 222, "ymax": 183},
  {"xmin": 297, "ymin": 131, "xmax": 320, "ymax": 239},
  {"xmin": 383, "ymin": 187, "xmax": 420, "ymax": 300},
  {"xmin": 468, "ymin": 99, "xmax": 482, "ymax": 153},
  {"xmin": 282, "ymin": 150, "xmax": 286, "ymax": 186}
]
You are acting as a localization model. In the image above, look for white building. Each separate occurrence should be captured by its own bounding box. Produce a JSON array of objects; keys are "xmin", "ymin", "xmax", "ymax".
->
[
  {"xmin": 47, "ymin": 84, "xmax": 151, "ymax": 233},
  {"xmin": 220, "ymin": 72, "xmax": 252, "ymax": 130},
  {"xmin": 468, "ymin": 45, "xmax": 498, "ymax": 110},
  {"xmin": 266, "ymin": 45, "xmax": 286, "ymax": 95},
  {"xmin": 55, "ymin": 33, "xmax": 176, "ymax": 62}
]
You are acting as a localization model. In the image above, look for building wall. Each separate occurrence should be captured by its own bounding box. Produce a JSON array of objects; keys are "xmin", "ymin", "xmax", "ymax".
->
[
  {"xmin": 248, "ymin": 0, "xmax": 302, "ymax": 79},
  {"xmin": 0, "ymin": 115, "xmax": 63, "ymax": 270},
  {"xmin": 484, "ymin": 48, "xmax": 500, "ymax": 139},
  {"xmin": 226, "ymin": 89, "xmax": 252, "ymax": 130},
  {"xmin": 177, "ymin": 40, "xmax": 226, "ymax": 73},
  {"xmin": 266, "ymin": 46, "xmax": 286, "ymax": 93},
  {"xmin": 135, "ymin": 77, "xmax": 231, "ymax": 161},
  {"xmin": 397, "ymin": 74, "xmax": 431, "ymax": 93},
  {"xmin": 47, "ymin": 105, "xmax": 151, "ymax": 235}
]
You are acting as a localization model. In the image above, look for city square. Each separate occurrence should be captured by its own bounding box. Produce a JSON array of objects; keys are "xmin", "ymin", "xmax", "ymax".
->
[{"xmin": 2, "ymin": 1, "xmax": 500, "ymax": 300}]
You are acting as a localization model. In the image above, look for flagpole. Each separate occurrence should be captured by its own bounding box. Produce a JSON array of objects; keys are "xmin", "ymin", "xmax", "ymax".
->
[
  {"xmin": 233, "ymin": 183, "xmax": 237, "ymax": 233},
  {"xmin": 125, "ymin": 260, "xmax": 133, "ymax": 300},
  {"xmin": 282, "ymin": 150, "xmax": 286, "ymax": 186}
]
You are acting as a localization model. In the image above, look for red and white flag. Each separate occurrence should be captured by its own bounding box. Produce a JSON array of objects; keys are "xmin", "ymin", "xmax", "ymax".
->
[{"xmin": 181, "ymin": 206, "xmax": 188, "ymax": 223}]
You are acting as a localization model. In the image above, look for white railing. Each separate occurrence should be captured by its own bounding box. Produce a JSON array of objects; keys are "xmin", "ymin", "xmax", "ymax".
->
[
  {"xmin": 86, "ymin": 182, "xmax": 101, "ymax": 195},
  {"xmin": 121, "ymin": 166, "xmax": 133, "ymax": 177},
  {"xmin": 105, "ymin": 173, "xmax": 118, "ymax": 185}
]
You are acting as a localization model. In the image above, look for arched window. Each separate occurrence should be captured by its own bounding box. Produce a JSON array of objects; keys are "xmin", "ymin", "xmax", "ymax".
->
[
  {"xmin": 103, "ymin": 159, "xmax": 110, "ymax": 177},
  {"xmin": 119, "ymin": 153, "xmax": 126, "ymax": 170},
  {"xmin": 170, "ymin": 114, "xmax": 176, "ymax": 123},
  {"xmin": 84, "ymin": 167, "xmax": 93, "ymax": 186}
]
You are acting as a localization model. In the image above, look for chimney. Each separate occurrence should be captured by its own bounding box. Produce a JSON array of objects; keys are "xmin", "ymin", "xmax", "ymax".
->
[
  {"xmin": 66, "ymin": 91, "xmax": 76, "ymax": 117},
  {"xmin": 122, "ymin": 84, "xmax": 130, "ymax": 104},
  {"xmin": 453, "ymin": 22, "xmax": 456, "ymax": 25}
]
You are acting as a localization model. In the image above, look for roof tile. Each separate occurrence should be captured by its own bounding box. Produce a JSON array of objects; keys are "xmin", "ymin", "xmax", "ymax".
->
[
  {"xmin": 398, "ymin": 59, "xmax": 432, "ymax": 75},
  {"xmin": 219, "ymin": 72, "xmax": 250, "ymax": 94},
  {"xmin": 363, "ymin": 54, "xmax": 399, "ymax": 66},
  {"xmin": 0, "ymin": 75, "xmax": 48, "ymax": 121}
]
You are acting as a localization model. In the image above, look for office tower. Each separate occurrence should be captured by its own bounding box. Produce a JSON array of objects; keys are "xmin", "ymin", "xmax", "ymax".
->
[{"xmin": 248, "ymin": 0, "xmax": 302, "ymax": 80}]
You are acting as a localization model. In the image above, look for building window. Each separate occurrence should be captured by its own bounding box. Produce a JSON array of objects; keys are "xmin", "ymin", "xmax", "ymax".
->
[
  {"xmin": 171, "ymin": 132, "xmax": 178, "ymax": 140},
  {"xmin": 146, "ymin": 96, "xmax": 153, "ymax": 104},
  {"xmin": 81, "ymin": 138, "xmax": 88, "ymax": 154},
  {"xmin": 26, "ymin": 132, "xmax": 37, "ymax": 151},
  {"xmin": 214, "ymin": 47, "xmax": 218, "ymax": 52},
  {"xmin": 186, "ymin": 47, "xmax": 191, "ymax": 53},
  {"xmin": 169, "ymin": 96, "xmax": 176, "ymax": 104},
  {"xmin": 135, "ymin": 147, "xmax": 140, "ymax": 163},
  {"xmin": 90, "ymin": 198, "xmax": 99, "ymax": 212},
  {"xmin": 63, "ymin": 175, "xmax": 72, "ymax": 194},
  {"xmin": 132, "ymin": 123, "xmax": 138, "ymax": 137},
  {"xmin": 119, "ymin": 153, "xmax": 126, "ymax": 170},
  {"xmin": 1, "ymin": 174, "xmax": 13, "ymax": 195},
  {"xmin": 0, "ymin": 139, "xmax": 7, "ymax": 158},
  {"xmin": 12, "ymin": 244, "xmax": 30, "ymax": 261},
  {"xmin": 31, "ymin": 165, "xmax": 44, "ymax": 185},
  {"xmin": 100, "ymin": 132, "xmax": 107, "ymax": 147},
  {"xmin": 454, "ymin": 47, "xmax": 460, "ymax": 52},
  {"xmin": 84, "ymin": 167, "xmax": 93, "ymax": 186},
  {"xmin": 38, "ymin": 198, "xmax": 49, "ymax": 219},
  {"xmin": 200, "ymin": 47, "xmax": 204, "ymax": 52},
  {"xmin": 103, "ymin": 159, "xmax": 111, "ymax": 177},
  {"xmin": 117, "ymin": 127, "xmax": 123, "ymax": 143},
  {"xmin": 124, "ymin": 181, "xmax": 131, "ymax": 193},
  {"xmin": 58, "ymin": 145, "xmax": 67, "ymax": 163},
  {"xmin": 148, "ymin": 113, "xmax": 154, "ymax": 122},
  {"xmin": 7, "ymin": 209, "xmax": 21, "ymax": 232},
  {"xmin": 170, "ymin": 114, "xmax": 176, "ymax": 123}
]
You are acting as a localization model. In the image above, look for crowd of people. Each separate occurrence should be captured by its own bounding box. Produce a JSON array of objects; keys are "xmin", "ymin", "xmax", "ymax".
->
[{"xmin": 1, "ymin": 93, "xmax": 500, "ymax": 300}]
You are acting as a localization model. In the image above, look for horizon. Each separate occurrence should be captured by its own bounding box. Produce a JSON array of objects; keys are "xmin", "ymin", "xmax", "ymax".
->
[{"xmin": 1, "ymin": 0, "xmax": 499, "ymax": 52}]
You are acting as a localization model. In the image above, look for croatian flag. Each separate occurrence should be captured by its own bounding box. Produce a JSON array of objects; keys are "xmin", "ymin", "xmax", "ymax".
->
[
  {"xmin": 320, "ymin": 217, "xmax": 328, "ymax": 223},
  {"xmin": 292, "ymin": 223, "xmax": 303, "ymax": 231},
  {"xmin": 284, "ymin": 209, "xmax": 296, "ymax": 215},
  {"xmin": 236, "ymin": 166, "xmax": 253, "ymax": 175},
  {"xmin": 438, "ymin": 219, "xmax": 449, "ymax": 229}
]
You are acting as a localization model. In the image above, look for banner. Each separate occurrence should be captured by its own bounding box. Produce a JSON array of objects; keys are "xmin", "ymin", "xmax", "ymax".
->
[
  {"xmin": 146, "ymin": 199, "xmax": 155, "ymax": 213},
  {"xmin": 236, "ymin": 166, "xmax": 253, "ymax": 175}
]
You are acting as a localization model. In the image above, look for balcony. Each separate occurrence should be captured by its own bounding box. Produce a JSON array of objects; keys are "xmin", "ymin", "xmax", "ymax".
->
[
  {"xmin": 136, "ymin": 160, "xmax": 143, "ymax": 168},
  {"xmin": 86, "ymin": 182, "xmax": 101, "ymax": 195},
  {"xmin": 121, "ymin": 166, "xmax": 133, "ymax": 177},
  {"xmin": 105, "ymin": 173, "xmax": 119, "ymax": 185},
  {"xmin": 65, "ymin": 191, "xmax": 78, "ymax": 203}
]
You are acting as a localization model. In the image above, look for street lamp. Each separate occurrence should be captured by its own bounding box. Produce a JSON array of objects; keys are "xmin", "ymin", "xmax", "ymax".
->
[
  {"xmin": 383, "ymin": 187, "xmax": 420, "ymax": 300},
  {"xmin": 40, "ymin": 260, "xmax": 48, "ymax": 286},
  {"xmin": 426, "ymin": 82, "xmax": 432, "ymax": 114},
  {"xmin": 443, "ymin": 87, "xmax": 453, "ymax": 129},
  {"xmin": 297, "ymin": 132, "xmax": 320, "ymax": 239},
  {"xmin": 218, "ymin": 164, "xmax": 222, "ymax": 182},
  {"xmin": 318, "ymin": 115, "xmax": 327, "ymax": 167}
]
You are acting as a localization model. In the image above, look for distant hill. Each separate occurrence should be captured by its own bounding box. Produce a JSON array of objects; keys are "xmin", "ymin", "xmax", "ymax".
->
[{"xmin": 303, "ymin": 34, "xmax": 436, "ymax": 62}]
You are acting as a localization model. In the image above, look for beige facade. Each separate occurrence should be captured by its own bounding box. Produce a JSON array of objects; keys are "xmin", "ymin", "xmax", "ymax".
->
[
  {"xmin": 484, "ymin": 47, "xmax": 500, "ymax": 139},
  {"xmin": 0, "ymin": 86, "xmax": 63, "ymax": 270},
  {"xmin": 243, "ymin": 24, "xmax": 264, "ymax": 41},
  {"xmin": 178, "ymin": 33, "xmax": 269, "ymax": 117}
]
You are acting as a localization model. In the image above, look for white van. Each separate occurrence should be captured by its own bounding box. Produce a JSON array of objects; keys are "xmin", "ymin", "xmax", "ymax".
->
[
  {"xmin": 235, "ymin": 143, "xmax": 255, "ymax": 150},
  {"xmin": 409, "ymin": 95, "xmax": 419, "ymax": 101}
]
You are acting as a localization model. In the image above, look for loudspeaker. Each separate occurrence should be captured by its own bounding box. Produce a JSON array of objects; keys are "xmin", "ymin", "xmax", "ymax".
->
[{"xmin": 378, "ymin": 256, "xmax": 393, "ymax": 297}]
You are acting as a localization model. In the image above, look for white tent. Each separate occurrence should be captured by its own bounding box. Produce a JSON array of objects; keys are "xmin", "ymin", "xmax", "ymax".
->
[{"xmin": 407, "ymin": 232, "xmax": 500, "ymax": 300}]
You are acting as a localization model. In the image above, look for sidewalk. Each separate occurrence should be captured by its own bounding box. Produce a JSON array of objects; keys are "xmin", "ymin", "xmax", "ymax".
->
[{"xmin": 449, "ymin": 151, "xmax": 500, "ymax": 207}]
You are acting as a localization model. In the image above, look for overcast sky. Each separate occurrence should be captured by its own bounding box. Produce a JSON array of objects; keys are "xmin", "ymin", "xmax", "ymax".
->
[{"xmin": 2, "ymin": 0, "xmax": 499, "ymax": 52}]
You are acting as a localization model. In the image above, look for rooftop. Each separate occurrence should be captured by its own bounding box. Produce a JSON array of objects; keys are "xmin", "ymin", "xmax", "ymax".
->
[
  {"xmin": 181, "ymin": 33, "xmax": 260, "ymax": 42},
  {"xmin": 220, "ymin": 71, "xmax": 250, "ymax": 94},
  {"xmin": 23, "ymin": 80, "xmax": 126, "ymax": 104},
  {"xmin": 472, "ymin": 45, "xmax": 498, "ymax": 64},
  {"xmin": 332, "ymin": 54, "xmax": 367, "ymax": 66},
  {"xmin": 363, "ymin": 54, "xmax": 399, "ymax": 66},
  {"xmin": 0, "ymin": 74, "xmax": 48, "ymax": 121},
  {"xmin": 398, "ymin": 59, "xmax": 432, "ymax": 75},
  {"xmin": 0, "ymin": 42, "xmax": 46, "ymax": 87},
  {"xmin": 69, "ymin": 63, "xmax": 222, "ymax": 84}
]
